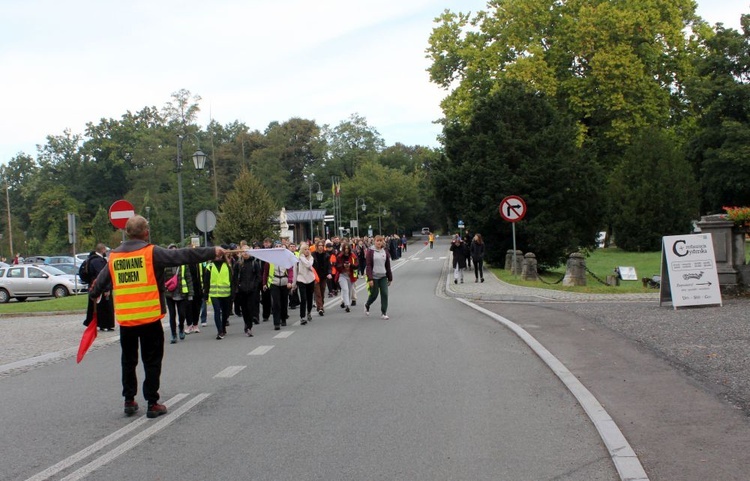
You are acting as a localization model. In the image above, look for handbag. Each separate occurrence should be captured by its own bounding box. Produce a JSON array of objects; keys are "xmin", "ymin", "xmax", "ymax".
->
[{"xmin": 165, "ymin": 273, "xmax": 178, "ymax": 291}]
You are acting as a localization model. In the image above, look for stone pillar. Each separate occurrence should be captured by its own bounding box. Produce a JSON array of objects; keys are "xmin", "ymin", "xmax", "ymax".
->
[
  {"xmin": 505, "ymin": 250, "xmax": 514, "ymax": 270},
  {"xmin": 521, "ymin": 252, "xmax": 538, "ymax": 281},
  {"xmin": 511, "ymin": 250, "xmax": 523, "ymax": 275},
  {"xmin": 562, "ymin": 252, "xmax": 586, "ymax": 286},
  {"xmin": 696, "ymin": 215, "xmax": 741, "ymax": 289}
]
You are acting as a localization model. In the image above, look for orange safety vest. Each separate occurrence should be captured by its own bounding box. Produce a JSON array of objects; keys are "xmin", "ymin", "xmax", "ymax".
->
[{"xmin": 109, "ymin": 245, "xmax": 162, "ymax": 326}]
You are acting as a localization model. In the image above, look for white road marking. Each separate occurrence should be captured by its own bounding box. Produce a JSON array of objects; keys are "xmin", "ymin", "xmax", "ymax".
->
[
  {"xmin": 248, "ymin": 345, "xmax": 274, "ymax": 356},
  {"xmin": 214, "ymin": 365, "xmax": 246, "ymax": 378},
  {"xmin": 439, "ymin": 256, "xmax": 447, "ymax": 259},
  {"xmin": 424, "ymin": 257, "xmax": 433, "ymax": 260},
  {"xmin": 25, "ymin": 393, "xmax": 191, "ymax": 481},
  {"xmin": 274, "ymin": 331, "xmax": 294, "ymax": 339},
  {"xmin": 59, "ymin": 393, "xmax": 212, "ymax": 481}
]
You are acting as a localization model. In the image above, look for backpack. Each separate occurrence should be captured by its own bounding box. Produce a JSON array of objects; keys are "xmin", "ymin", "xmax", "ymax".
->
[{"xmin": 78, "ymin": 258, "xmax": 93, "ymax": 284}]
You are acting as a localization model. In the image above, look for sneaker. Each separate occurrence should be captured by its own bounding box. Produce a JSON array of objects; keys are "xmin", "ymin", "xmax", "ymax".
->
[
  {"xmin": 274, "ymin": 326, "xmax": 281, "ymax": 331},
  {"xmin": 124, "ymin": 400, "xmax": 139, "ymax": 416},
  {"xmin": 340, "ymin": 302, "xmax": 345, "ymax": 309},
  {"xmin": 364, "ymin": 304, "xmax": 370, "ymax": 316},
  {"xmin": 281, "ymin": 321, "xmax": 287, "ymax": 327},
  {"xmin": 147, "ymin": 402, "xmax": 168, "ymax": 419},
  {"xmin": 318, "ymin": 309, "xmax": 324, "ymax": 316},
  {"xmin": 481, "ymin": 278, "xmax": 484, "ymax": 283},
  {"xmin": 345, "ymin": 307, "xmax": 350, "ymax": 313},
  {"xmin": 201, "ymin": 322, "xmax": 207, "ymax": 327},
  {"xmin": 184, "ymin": 326, "xmax": 192, "ymax": 334},
  {"xmin": 351, "ymin": 300, "xmax": 357, "ymax": 306},
  {"xmin": 454, "ymin": 279, "xmax": 457, "ymax": 284},
  {"xmin": 381, "ymin": 314, "xmax": 389, "ymax": 320},
  {"xmin": 244, "ymin": 328, "xmax": 254, "ymax": 337},
  {"xmin": 307, "ymin": 314, "xmax": 313, "ymax": 322},
  {"xmin": 194, "ymin": 326, "xmax": 200, "ymax": 333},
  {"xmin": 216, "ymin": 334, "xmax": 224, "ymax": 340},
  {"xmin": 179, "ymin": 330, "xmax": 185, "ymax": 340},
  {"xmin": 301, "ymin": 318, "xmax": 308, "ymax": 325},
  {"xmin": 170, "ymin": 336, "xmax": 177, "ymax": 344}
]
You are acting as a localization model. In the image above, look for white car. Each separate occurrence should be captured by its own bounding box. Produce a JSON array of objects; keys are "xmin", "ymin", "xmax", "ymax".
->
[{"xmin": 0, "ymin": 264, "xmax": 86, "ymax": 303}]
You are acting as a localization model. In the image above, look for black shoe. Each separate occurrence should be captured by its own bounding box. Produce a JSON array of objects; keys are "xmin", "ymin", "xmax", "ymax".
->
[
  {"xmin": 274, "ymin": 326, "xmax": 281, "ymax": 331},
  {"xmin": 454, "ymin": 279, "xmax": 457, "ymax": 284},
  {"xmin": 216, "ymin": 334, "xmax": 224, "ymax": 340},
  {"xmin": 345, "ymin": 307, "xmax": 350, "ymax": 313},
  {"xmin": 254, "ymin": 319, "xmax": 260, "ymax": 325},
  {"xmin": 147, "ymin": 402, "xmax": 168, "ymax": 419},
  {"xmin": 481, "ymin": 278, "xmax": 484, "ymax": 283},
  {"xmin": 244, "ymin": 328, "xmax": 254, "ymax": 337},
  {"xmin": 351, "ymin": 300, "xmax": 356, "ymax": 306},
  {"xmin": 281, "ymin": 321, "xmax": 287, "ymax": 327},
  {"xmin": 301, "ymin": 319, "xmax": 308, "ymax": 325},
  {"xmin": 124, "ymin": 400, "xmax": 139, "ymax": 416},
  {"xmin": 340, "ymin": 302, "xmax": 345, "ymax": 309},
  {"xmin": 318, "ymin": 309, "xmax": 324, "ymax": 316}
]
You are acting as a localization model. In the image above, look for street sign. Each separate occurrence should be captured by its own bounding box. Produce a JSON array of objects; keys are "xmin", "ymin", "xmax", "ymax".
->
[
  {"xmin": 195, "ymin": 210, "xmax": 217, "ymax": 232},
  {"xmin": 458, "ymin": 219, "xmax": 465, "ymax": 229},
  {"xmin": 109, "ymin": 200, "xmax": 135, "ymax": 229},
  {"xmin": 499, "ymin": 195, "xmax": 527, "ymax": 222}
]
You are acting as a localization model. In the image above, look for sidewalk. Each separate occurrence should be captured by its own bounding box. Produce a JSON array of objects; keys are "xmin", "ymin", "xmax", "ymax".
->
[{"xmin": 444, "ymin": 261, "xmax": 659, "ymax": 303}]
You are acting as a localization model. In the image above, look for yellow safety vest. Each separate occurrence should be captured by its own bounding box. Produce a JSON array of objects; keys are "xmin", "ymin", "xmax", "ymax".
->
[
  {"xmin": 109, "ymin": 245, "xmax": 162, "ymax": 326},
  {"xmin": 208, "ymin": 262, "xmax": 231, "ymax": 299}
]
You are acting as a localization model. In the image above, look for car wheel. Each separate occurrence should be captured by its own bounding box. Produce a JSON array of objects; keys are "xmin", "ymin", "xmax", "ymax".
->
[
  {"xmin": 16, "ymin": 297, "xmax": 28, "ymax": 302},
  {"xmin": 0, "ymin": 289, "xmax": 9, "ymax": 303},
  {"xmin": 53, "ymin": 285, "xmax": 69, "ymax": 298}
]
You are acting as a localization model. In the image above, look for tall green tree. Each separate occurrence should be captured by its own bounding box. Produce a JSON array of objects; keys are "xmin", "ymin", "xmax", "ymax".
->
[
  {"xmin": 437, "ymin": 83, "xmax": 605, "ymax": 267},
  {"xmin": 214, "ymin": 168, "xmax": 278, "ymax": 243},
  {"xmin": 610, "ymin": 128, "xmax": 699, "ymax": 251},
  {"xmin": 685, "ymin": 17, "xmax": 750, "ymax": 212},
  {"xmin": 319, "ymin": 114, "xmax": 384, "ymax": 180}
]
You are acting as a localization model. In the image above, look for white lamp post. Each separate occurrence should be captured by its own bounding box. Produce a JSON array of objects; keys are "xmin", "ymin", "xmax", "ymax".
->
[
  {"xmin": 307, "ymin": 180, "xmax": 323, "ymax": 241},
  {"xmin": 355, "ymin": 197, "xmax": 367, "ymax": 237}
]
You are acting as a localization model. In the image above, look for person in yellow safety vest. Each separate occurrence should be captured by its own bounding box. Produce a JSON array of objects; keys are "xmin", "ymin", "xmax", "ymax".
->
[
  {"xmin": 203, "ymin": 252, "xmax": 234, "ymax": 340},
  {"xmin": 89, "ymin": 215, "xmax": 225, "ymax": 419},
  {"xmin": 428, "ymin": 232, "xmax": 435, "ymax": 249},
  {"xmin": 262, "ymin": 260, "xmax": 294, "ymax": 331}
]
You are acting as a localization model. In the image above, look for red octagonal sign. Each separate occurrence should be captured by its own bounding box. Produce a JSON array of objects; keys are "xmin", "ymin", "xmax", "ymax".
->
[{"xmin": 109, "ymin": 200, "xmax": 135, "ymax": 229}]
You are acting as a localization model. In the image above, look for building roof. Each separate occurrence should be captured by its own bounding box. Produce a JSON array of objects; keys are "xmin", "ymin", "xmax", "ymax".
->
[{"xmin": 279, "ymin": 209, "xmax": 327, "ymax": 223}]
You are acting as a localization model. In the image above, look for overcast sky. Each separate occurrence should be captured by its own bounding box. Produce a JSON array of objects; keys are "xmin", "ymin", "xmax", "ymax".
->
[{"xmin": 1, "ymin": 0, "xmax": 747, "ymax": 163}]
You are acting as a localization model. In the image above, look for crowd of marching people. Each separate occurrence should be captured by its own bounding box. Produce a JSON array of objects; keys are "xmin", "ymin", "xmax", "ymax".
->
[{"xmin": 160, "ymin": 234, "xmax": 400, "ymax": 342}]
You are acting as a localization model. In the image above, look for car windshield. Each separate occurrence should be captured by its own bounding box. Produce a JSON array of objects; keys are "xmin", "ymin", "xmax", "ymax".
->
[{"xmin": 39, "ymin": 265, "xmax": 66, "ymax": 276}]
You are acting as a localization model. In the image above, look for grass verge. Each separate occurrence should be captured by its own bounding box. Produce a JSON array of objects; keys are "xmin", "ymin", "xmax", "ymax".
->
[{"xmin": 0, "ymin": 293, "xmax": 87, "ymax": 315}]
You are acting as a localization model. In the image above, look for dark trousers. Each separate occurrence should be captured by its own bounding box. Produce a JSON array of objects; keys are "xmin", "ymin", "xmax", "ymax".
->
[
  {"xmin": 187, "ymin": 295, "xmax": 202, "ymax": 327},
  {"xmin": 314, "ymin": 280, "xmax": 327, "ymax": 311},
  {"xmin": 166, "ymin": 297, "xmax": 188, "ymax": 336},
  {"xmin": 474, "ymin": 259, "xmax": 484, "ymax": 280},
  {"xmin": 298, "ymin": 281, "xmax": 315, "ymax": 319},
  {"xmin": 269, "ymin": 284, "xmax": 289, "ymax": 327},
  {"xmin": 121, "ymin": 320, "xmax": 164, "ymax": 404},
  {"xmin": 236, "ymin": 289, "xmax": 260, "ymax": 330},
  {"xmin": 211, "ymin": 297, "xmax": 232, "ymax": 334},
  {"xmin": 261, "ymin": 288, "xmax": 271, "ymax": 321}
]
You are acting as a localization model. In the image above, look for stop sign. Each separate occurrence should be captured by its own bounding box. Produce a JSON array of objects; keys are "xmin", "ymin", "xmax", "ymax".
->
[{"xmin": 109, "ymin": 200, "xmax": 135, "ymax": 229}]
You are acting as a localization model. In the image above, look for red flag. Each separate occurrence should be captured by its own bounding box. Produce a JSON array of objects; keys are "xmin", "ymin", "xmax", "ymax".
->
[{"xmin": 77, "ymin": 308, "xmax": 98, "ymax": 363}]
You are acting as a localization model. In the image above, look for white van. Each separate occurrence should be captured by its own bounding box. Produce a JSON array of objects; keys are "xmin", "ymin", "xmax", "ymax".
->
[{"xmin": 421, "ymin": 227, "xmax": 430, "ymax": 235}]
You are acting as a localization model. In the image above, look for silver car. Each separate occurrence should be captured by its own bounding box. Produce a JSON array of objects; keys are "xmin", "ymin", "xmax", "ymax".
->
[{"xmin": 0, "ymin": 264, "xmax": 86, "ymax": 303}]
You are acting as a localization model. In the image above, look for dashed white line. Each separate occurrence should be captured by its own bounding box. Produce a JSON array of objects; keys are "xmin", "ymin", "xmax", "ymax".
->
[
  {"xmin": 214, "ymin": 366, "xmax": 246, "ymax": 378},
  {"xmin": 248, "ymin": 345, "xmax": 274, "ymax": 356},
  {"xmin": 274, "ymin": 331, "xmax": 294, "ymax": 339}
]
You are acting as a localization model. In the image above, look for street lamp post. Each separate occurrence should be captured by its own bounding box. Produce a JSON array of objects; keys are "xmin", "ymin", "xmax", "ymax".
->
[
  {"xmin": 176, "ymin": 135, "xmax": 208, "ymax": 245},
  {"xmin": 5, "ymin": 176, "xmax": 13, "ymax": 257},
  {"xmin": 307, "ymin": 180, "xmax": 323, "ymax": 241},
  {"xmin": 355, "ymin": 197, "xmax": 366, "ymax": 237},
  {"xmin": 378, "ymin": 205, "xmax": 388, "ymax": 235}
]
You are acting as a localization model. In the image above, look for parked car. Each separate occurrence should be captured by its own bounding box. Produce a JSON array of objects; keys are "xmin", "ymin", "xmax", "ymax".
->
[
  {"xmin": 46, "ymin": 255, "xmax": 75, "ymax": 265},
  {"xmin": 53, "ymin": 263, "xmax": 89, "ymax": 288},
  {"xmin": 0, "ymin": 264, "xmax": 86, "ymax": 303},
  {"xmin": 75, "ymin": 253, "xmax": 89, "ymax": 264},
  {"xmin": 23, "ymin": 255, "xmax": 49, "ymax": 264}
]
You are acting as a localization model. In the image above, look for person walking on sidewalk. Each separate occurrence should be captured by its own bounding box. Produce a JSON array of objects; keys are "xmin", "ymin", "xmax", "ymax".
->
[
  {"xmin": 364, "ymin": 235, "xmax": 393, "ymax": 319},
  {"xmin": 88, "ymin": 215, "xmax": 225, "ymax": 419},
  {"xmin": 470, "ymin": 233, "xmax": 485, "ymax": 283},
  {"xmin": 450, "ymin": 235, "xmax": 467, "ymax": 284}
]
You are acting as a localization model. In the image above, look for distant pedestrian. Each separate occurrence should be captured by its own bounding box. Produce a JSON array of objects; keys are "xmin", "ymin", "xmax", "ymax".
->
[
  {"xmin": 364, "ymin": 235, "xmax": 393, "ymax": 320},
  {"xmin": 204, "ymin": 253, "xmax": 234, "ymax": 340},
  {"xmin": 428, "ymin": 232, "xmax": 435, "ymax": 249},
  {"xmin": 470, "ymin": 233, "xmax": 485, "ymax": 283},
  {"xmin": 84, "ymin": 243, "xmax": 114, "ymax": 331},
  {"xmin": 450, "ymin": 235, "xmax": 467, "ymax": 284},
  {"xmin": 336, "ymin": 243, "xmax": 358, "ymax": 313}
]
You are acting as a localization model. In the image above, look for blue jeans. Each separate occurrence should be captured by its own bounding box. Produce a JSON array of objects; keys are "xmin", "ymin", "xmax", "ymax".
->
[{"xmin": 211, "ymin": 297, "xmax": 231, "ymax": 334}]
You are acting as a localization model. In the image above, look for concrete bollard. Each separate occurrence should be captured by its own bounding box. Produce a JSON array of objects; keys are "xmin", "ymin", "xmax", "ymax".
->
[
  {"xmin": 505, "ymin": 250, "xmax": 514, "ymax": 270},
  {"xmin": 562, "ymin": 252, "xmax": 587, "ymax": 286},
  {"xmin": 521, "ymin": 252, "xmax": 539, "ymax": 281}
]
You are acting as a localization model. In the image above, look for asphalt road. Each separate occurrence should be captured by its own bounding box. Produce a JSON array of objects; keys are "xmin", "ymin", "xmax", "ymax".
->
[{"xmin": 0, "ymin": 244, "xmax": 619, "ymax": 481}]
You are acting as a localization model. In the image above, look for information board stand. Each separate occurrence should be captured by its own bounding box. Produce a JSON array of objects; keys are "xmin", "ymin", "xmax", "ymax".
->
[{"xmin": 659, "ymin": 234, "xmax": 723, "ymax": 309}]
